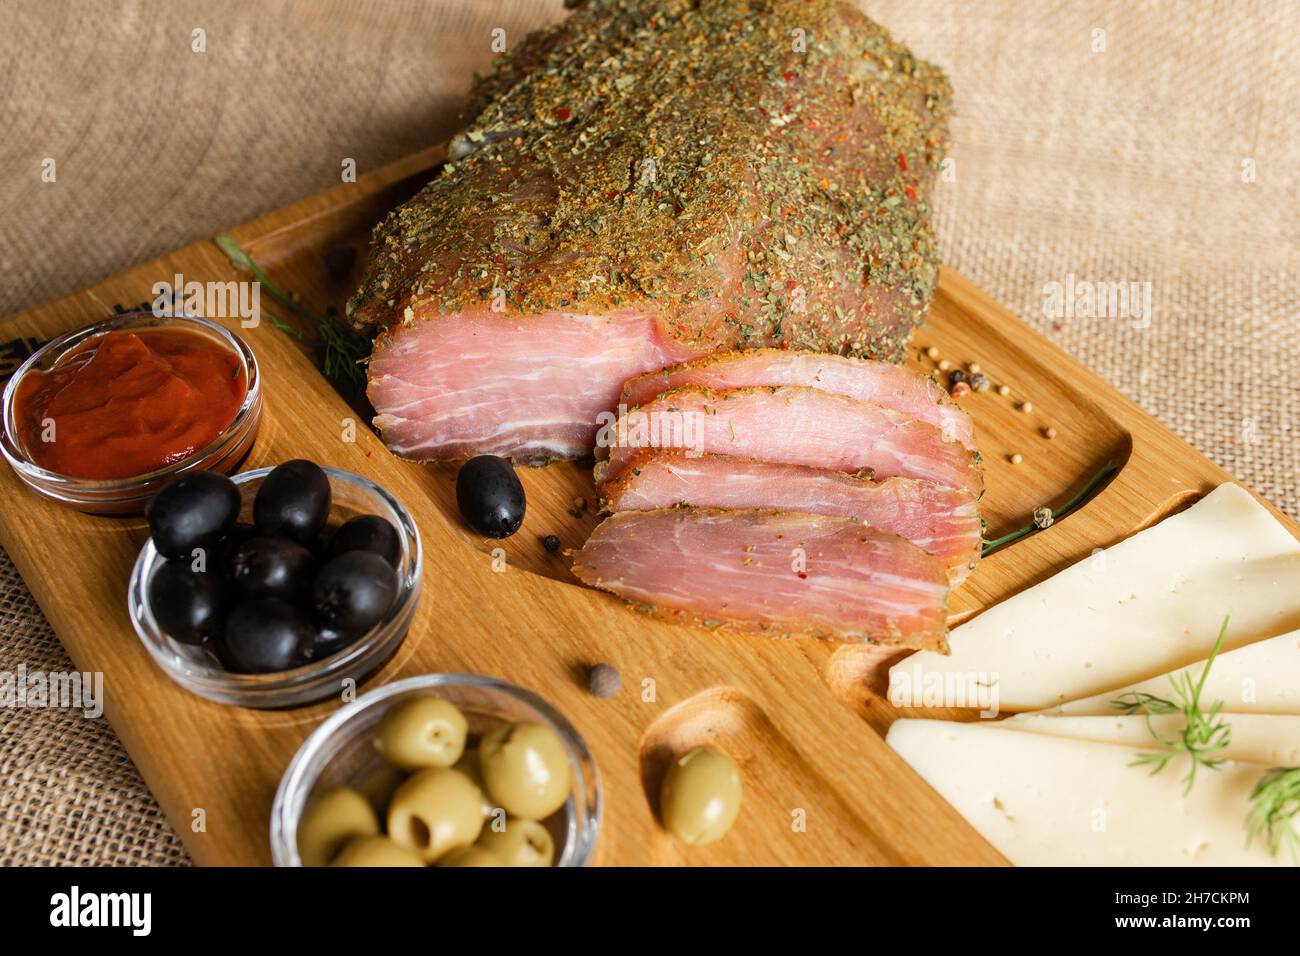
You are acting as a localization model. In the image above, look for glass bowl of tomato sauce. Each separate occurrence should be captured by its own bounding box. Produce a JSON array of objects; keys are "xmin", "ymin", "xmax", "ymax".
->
[{"xmin": 1, "ymin": 312, "xmax": 262, "ymax": 514}]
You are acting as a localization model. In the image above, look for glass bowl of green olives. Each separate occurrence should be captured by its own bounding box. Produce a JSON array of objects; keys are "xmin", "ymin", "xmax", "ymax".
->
[
  {"xmin": 127, "ymin": 465, "xmax": 421, "ymax": 709},
  {"xmin": 270, "ymin": 674, "xmax": 602, "ymax": 867}
]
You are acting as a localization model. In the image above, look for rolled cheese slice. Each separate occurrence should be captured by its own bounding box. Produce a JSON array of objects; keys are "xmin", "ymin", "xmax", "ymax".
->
[
  {"xmin": 889, "ymin": 483, "xmax": 1300, "ymax": 712},
  {"xmin": 886, "ymin": 718, "xmax": 1289, "ymax": 866},
  {"xmin": 999, "ymin": 713, "xmax": 1300, "ymax": 766},
  {"xmin": 1040, "ymin": 628, "xmax": 1300, "ymax": 716}
]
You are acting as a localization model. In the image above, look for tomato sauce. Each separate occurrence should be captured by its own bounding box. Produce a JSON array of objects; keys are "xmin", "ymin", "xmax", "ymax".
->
[{"xmin": 14, "ymin": 329, "xmax": 247, "ymax": 480}]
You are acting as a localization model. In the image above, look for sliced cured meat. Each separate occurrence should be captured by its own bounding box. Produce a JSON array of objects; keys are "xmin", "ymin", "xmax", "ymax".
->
[
  {"xmin": 600, "ymin": 450, "xmax": 981, "ymax": 582},
  {"xmin": 621, "ymin": 349, "xmax": 974, "ymax": 449},
  {"xmin": 368, "ymin": 306, "xmax": 699, "ymax": 463},
  {"xmin": 570, "ymin": 508, "xmax": 950, "ymax": 650},
  {"xmin": 595, "ymin": 386, "xmax": 983, "ymax": 496},
  {"xmin": 350, "ymin": 0, "xmax": 952, "ymax": 463}
]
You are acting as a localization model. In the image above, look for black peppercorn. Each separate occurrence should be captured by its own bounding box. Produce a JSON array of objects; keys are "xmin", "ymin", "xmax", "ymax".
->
[
  {"xmin": 542, "ymin": 534, "xmax": 561, "ymax": 554},
  {"xmin": 587, "ymin": 663, "xmax": 622, "ymax": 698}
]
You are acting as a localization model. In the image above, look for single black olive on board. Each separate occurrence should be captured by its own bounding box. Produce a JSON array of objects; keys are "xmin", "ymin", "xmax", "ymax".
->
[
  {"xmin": 227, "ymin": 536, "xmax": 315, "ymax": 601},
  {"xmin": 311, "ymin": 550, "xmax": 398, "ymax": 635},
  {"xmin": 148, "ymin": 560, "xmax": 227, "ymax": 645},
  {"xmin": 146, "ymin": 471, "xmax": 241, "ymax": 560},
  {"xmin": 327, "ymin": 514, "xmax": 402, "ymax": 568},
  {"xmin": 455, "ymin": 455, "xmax": 526, "ymax": 538},
  {"xmin": 221, "ymin": 598, "xmax": 315, "ymax": 674},
  {"xmin": 253, "ymin": 460, "xmax": 331, "ymax": 545}
]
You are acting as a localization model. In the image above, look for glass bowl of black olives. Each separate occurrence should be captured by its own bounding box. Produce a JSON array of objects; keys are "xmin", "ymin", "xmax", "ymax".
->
[
  {"xmin": 270, "ymin": 674, "xmax": 602, "ymax": 867},
  {"xmin": 127, "ymin": 460, "xmax": 421, "ymax": 708}
]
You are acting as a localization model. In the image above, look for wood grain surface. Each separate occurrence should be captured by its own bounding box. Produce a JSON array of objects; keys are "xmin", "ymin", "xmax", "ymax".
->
[{"xmin": 0, "ymin": 146, "xmax": 1294, "ymax": 866}]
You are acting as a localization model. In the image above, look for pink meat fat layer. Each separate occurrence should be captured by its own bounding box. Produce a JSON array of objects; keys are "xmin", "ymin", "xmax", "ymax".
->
[
  {"xmin": 600, "ymin": 452, "xmax": 981, "ymax": 583},
  {"xmin": 621, "ymin": 349, "xmax": 976, "ymax": 449},
  {"xmin": 597, "ymin": 386, "xmax": 983, "ymax": 496},
  {"xmin": 367, "ymin": 308, "xmax": 701, "ymax": 463},
  {"xmin": 571, "ymin": 508, "xmax": 950, "ymax": 650}
]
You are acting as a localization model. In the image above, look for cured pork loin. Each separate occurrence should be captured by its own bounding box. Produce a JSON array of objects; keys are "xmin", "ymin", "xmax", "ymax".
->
[
  {"xmin": 570, "ymin": 509, "xmax": 950, "ymax": 650},
  {"xmin": 600, "ymin": 451, "xmax": 981, "ymax": 582},
  {"xmin": 621, "ymin": 350, "xmax": 974, "ymax": 449},
  {"xmin": 594, "ymin": 386, "xmax": 983, "ymax": 495},
  {"xmin": 352, "ymin": 0, "xmax": 952, "ymax": 463}
]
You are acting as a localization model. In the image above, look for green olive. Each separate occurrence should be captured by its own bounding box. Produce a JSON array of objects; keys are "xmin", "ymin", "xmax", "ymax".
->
[
  {"xmin": 659, "ymin": 747, "xmax": 742, "ymax": 846},
  {"xmin": 331, "ymin": 835, "xmax": 425, "ymax": 867},
  {"xmin": 476, "ymin": 818, "xmax": 555, "ymax": 867},
  {"xmin": 387, "ymin": 767, "xmax": 486, "ymax": 862},
  {"xmin": 479, "ymin": 721, "xmax": 572, "ymax": 820},
  {"xmin": 439, "ymin": 846, "xmax": 503, "ymax": 867},
  {"xmin": 375, "ymin": 697, "xmax": 468, "ymax": 770},
  {"xmin": 297, "ymin": 786, "xmax": 379, "ymax": 866}
]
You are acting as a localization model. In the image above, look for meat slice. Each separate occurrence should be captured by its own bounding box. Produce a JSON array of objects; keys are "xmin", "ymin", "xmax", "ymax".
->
[
  {"xmin": 350, "ymin": 0, "xmax": 952, "ymax": 463},
  {"xmin": 571, "ymin": 508, "xmax": 950, "ymax": 650},
  {"xmin": 600, "ymin": 451, "xmax": 981, "ymax": 582},
  {"xmin": 368, "ymin": 306, "xmax": 699, "ymax": 462},
  {"xmin": 595, "ymin": 386, "xmax": 983, "ymax": 496},
  {"xmin": 621, "ymin": 349, "xmax": 974, "ymax": 449}
]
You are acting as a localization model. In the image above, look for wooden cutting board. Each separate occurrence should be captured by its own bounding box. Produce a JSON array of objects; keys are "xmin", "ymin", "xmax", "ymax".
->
[{"xmin": 2, "ymin": 144, "xmax": 1294, "ymax": 866}]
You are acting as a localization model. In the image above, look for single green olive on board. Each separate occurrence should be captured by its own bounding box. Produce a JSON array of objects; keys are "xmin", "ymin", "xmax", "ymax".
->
[
  {"xmin": 387, "ymin": 767, "xmax": 487, "ymax": 863},
  {"xmin": 476, "ymin": 818, "xmax": 555, "ymax": 867},
  {"xmin": 296, "ymin": 786, "xmax": 380, "ymax": 866},
  {"xmin": 479, "ymin": 722, "xmax": 572, "ymax": 820},
  {"xmin": 439, "ymin": 846, "xmax": 504, "ymax": 867},
  {"xmin": 374, "ymin": 697, "xmax": 469, "ymax": 771},
  {"xmin": 331, "ymin": 835, "xmax": 425, "ymax": 867},
  {"xmin": 659, "ymin": 747, "xmax": 743, "ymax": 846}
]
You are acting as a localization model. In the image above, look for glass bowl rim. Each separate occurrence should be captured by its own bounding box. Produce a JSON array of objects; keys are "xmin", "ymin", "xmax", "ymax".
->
[{"xmin": 269, "ymin": 672, "xmax": 604, "ymax": 867}]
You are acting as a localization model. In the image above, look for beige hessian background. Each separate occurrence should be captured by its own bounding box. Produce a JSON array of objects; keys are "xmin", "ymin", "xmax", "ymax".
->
[{"xmin": 0, "ymin": 1, "xmax": 1296, "ymax": 864}]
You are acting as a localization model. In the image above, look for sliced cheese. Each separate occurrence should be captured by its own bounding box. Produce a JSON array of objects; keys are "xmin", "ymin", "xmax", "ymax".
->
[
  {"xmin": 1000, "ymin": 713, "xmax": 1300, "ymax": 766},
  {"xmin": 886, "ymin": 718, "xmax": 1288, "ymax": 866},
  {"xmin": 1041, "ymin": 628, "xmax": 1300, "ymax": 716},
  {"xmin": 889, "ymin": 483, "xmax": 1300, "ymax": 711}
]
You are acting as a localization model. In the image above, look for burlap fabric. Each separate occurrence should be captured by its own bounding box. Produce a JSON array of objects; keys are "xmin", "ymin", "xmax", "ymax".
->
[{"xmin": 0, "ymin": 1, "xmax": 1295, "ymax": 865}]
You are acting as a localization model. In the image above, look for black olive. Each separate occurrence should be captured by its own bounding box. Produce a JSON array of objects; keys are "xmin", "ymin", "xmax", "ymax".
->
[
  {"xmin": 227, "ymin": 536, "xmax": 315, "ymax": 600},
  {"xmin": 220, "ymin": 598, "xmax": 315, "ymax": 674},
  {"xmin": 456, "ymin": 455, "xmax": 526, "ymax": 538},
  {"xmin": 253, "ymin": 460, "xmax": 331, "ymax": 545},
  {"xmin": 147, "ymin": 471, "xmax": 241, "ymax": 560},
  {"xmin": 213, "ymin": 522, "xmax": 257, "ymax": 580},
  {"xmin": 308, "ymin": 624, "xmax": 362, "ymax": 662},
  {"xmin": 311, "ymin": 551, "xmax": 398, "ymax": 635},
  {"xmin": 148, "ymin": 560, "xmax": 227, "ymax": 644},
  {"xmin": 327, "ymin": 514, "xmax": 402, "ymax": 567}
]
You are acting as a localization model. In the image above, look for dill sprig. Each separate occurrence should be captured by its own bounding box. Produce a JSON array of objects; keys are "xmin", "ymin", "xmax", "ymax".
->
[
  {"xmin": 1246, "ymin": 768, "xmax": 1300, "ymax": 862},
  {"xmin": 1111, "ymin": 616, "xmax": 1232, "ymax": 795},
  {"xmin": 980, "ymin": 462, "xmax": 1118, "ymax": 557},
  {"xmin": 214, "ymin": 233, "xmax": 370, "ymax": 386}
]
